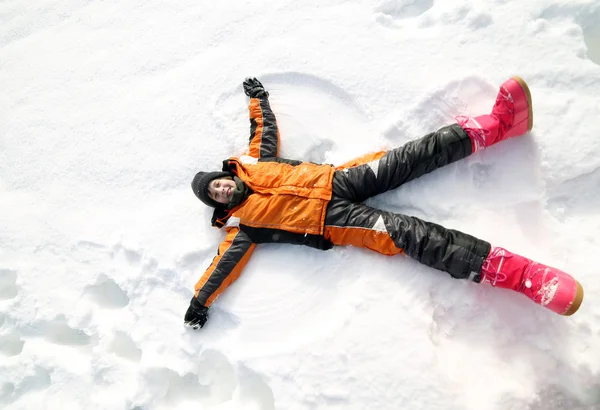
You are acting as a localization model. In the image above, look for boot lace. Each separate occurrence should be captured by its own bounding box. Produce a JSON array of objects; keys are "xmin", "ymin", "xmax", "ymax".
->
[
  {"xmin": 493, "ymin": 86, "xmax": 515, "ymax": 134},
  {"xmin": 455, "ymin": 116, "xmax": 490, "ymax": 152},
  {"xmin": 480, "ymin": 246, "xmax": 509, "ymax": 286}
]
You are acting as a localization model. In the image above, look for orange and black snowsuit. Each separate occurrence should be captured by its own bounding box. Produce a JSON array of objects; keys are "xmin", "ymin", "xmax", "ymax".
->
[{"xmin": 194, "ymin": 95, "xmax": 491, "ymax": 307}]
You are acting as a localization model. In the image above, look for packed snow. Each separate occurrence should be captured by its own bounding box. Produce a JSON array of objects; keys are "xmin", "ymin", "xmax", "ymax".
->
[{"xmin": 1, "ymin": 0, "xmax": 600, "ymax": 409}]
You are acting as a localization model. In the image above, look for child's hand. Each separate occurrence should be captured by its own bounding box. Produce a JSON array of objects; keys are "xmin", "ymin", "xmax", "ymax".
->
[
  {"xmin": 243, "ymin": 77, "xmax": 269, "ymax": 98},
  {"xmin": 184, "ymin": 297, "xmax": 209, "ymax": 329}
]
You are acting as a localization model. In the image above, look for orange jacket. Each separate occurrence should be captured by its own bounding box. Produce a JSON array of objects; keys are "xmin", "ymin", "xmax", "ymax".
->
[
  {"xmin": 194, "ymin": 96, "xmax": 335, "ymax": 306},
  {"xmin": 219, "ymin": 157, "xmax": 334, "ymax": 235}
]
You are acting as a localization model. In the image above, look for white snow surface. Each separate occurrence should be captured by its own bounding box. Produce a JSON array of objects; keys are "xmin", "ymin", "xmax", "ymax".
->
[{"xmin": 1, "ymin": 1, "xmax": 600, "ymax": 409}]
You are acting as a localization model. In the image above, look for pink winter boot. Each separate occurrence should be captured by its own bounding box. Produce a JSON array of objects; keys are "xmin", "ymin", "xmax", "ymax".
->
[
  {"xmin": 458, "ymin": 76, "xmax": 533, "ymax": 152},
  {"xmin": 480, "ymin": 246, "xmax": 584, "ymax": 315}
]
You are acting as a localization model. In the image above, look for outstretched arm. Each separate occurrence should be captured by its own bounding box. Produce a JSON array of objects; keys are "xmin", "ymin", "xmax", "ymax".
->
[
  {"xmin": 244, "ymin": 77, "xmax": 280, "ymax": 158},
  {"xmin": 195, "ymin": 227, "xmax": 255, "ymax": 306},
  {"xmin": 184, "ymin": 227, "xmax": 256, "ymax": 329}
]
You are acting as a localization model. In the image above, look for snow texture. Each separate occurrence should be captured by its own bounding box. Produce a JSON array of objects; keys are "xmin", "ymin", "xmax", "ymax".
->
[{"xmin": 1, "ymin": 0, "xmax": 600, "ymax": 409}]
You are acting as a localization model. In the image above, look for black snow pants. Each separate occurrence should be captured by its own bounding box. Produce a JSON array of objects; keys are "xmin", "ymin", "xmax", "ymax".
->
[{"xmin": 323, "ymin": 124, "xmax": 491, "ymax": 282}]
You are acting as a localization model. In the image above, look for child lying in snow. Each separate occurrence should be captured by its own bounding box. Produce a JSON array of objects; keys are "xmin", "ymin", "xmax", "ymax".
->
[{"xmin": 184, "ymin": 77, "xmax": 584, "ymax": 329}]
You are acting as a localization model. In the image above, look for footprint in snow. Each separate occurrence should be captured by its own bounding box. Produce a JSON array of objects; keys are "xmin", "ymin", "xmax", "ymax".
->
[
  {"xmin": 376, "ymin": 0, "xmax": 434, "ymax": 20},
  {"xmin": 0, "ymin": 269, "xmax": 18, "ymax": 300},
  {"xmin": 84, "ymin": 273, "xmax": 130, "ymax": 309},
  {"xmin": 131, "ymin": 349, "xmax": 275, "ymax": 410},
  {"xmin": 539, "ymin": 2, "xmax": 600, "ymax": 65}
]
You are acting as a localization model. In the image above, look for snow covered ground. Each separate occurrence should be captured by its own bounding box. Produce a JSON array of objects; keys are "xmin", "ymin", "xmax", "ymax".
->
[{"xmin": 1, "ymin": 0, "xmax": 600, "ymax": 409}]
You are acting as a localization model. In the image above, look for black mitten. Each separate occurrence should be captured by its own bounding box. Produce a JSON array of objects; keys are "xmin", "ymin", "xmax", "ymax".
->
[
  {"xmin": 184, "ymin": 297, "xmax": 209, "ymax": 329},
  {"xmin": 243, "ymin": 77, "xmax": 269, "ymax": 98}
]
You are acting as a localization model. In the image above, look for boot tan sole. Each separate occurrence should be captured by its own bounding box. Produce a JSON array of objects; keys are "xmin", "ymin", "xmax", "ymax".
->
[
  {"xmin": 511, "ymin": 75, "xmax": 533, "ymax": 132},
  {"xmin": 562, "ymin": 280, "xmax": 584, "ymax": 316}
]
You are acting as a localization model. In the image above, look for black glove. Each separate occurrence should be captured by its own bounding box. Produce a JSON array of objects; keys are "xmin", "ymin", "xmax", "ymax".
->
[
  {"xmin": 184, "ymin": 297, "xmax": 209, "ymax": 329},
  {"xmin": 243, "ymin": 77, "xmax": 269, "ymax": 98}
]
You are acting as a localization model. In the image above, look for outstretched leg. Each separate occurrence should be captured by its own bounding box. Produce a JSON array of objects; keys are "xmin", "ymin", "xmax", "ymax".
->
[
  {"xmin": 334, "ymin": 76, "xmax": 534, "ymax": 202},
  {"xmin": 324, "ymin": 199, "xmax": 584, "ymax": 316},
  {"xmin": 333, "ymin": 124, "xmax": 472, "ymax": 202},
  {"xmin": 324, "ymin": 199, "xmax": 490, "ymax": 279}
]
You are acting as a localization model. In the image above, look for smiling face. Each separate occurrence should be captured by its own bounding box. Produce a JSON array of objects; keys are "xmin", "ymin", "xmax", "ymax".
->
[{"xmin": 208, "ymin": 177, "xmax": 236, "ymax": 204}]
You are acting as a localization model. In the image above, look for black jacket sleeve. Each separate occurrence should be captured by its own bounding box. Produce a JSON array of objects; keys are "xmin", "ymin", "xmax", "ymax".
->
[
  {"xmin": 247, "ymin": 97, "xmax": 280, "ymax": 158},
  {"xmin": 193, "ymin": 227, "xmax": 256, "ymax": 306}
]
